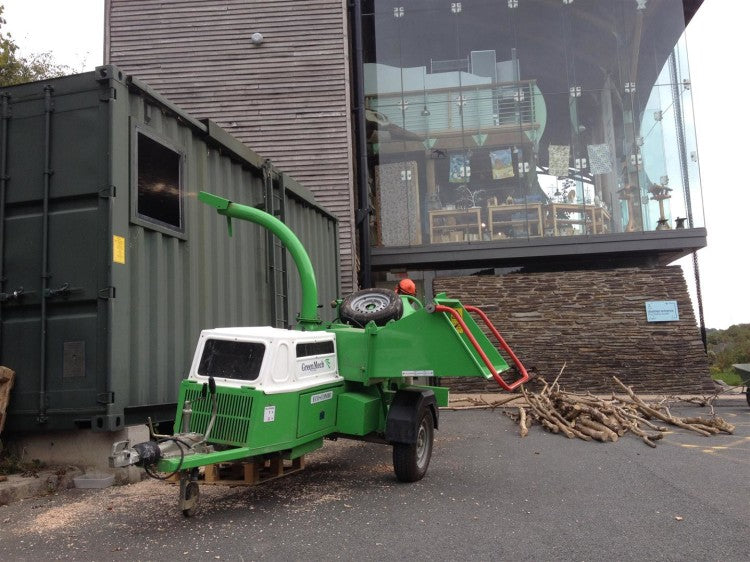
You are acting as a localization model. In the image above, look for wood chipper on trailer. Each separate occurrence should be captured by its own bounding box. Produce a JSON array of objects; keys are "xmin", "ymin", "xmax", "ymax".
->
[{"xmin": 109, "ymin": 192, "xmax": 529, "ymax": 516}]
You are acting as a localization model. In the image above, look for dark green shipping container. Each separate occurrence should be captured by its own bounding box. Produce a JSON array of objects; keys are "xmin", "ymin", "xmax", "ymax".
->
[{"xmin": 0, "ymin": 66, "xmax": 339, "ymax": 432}]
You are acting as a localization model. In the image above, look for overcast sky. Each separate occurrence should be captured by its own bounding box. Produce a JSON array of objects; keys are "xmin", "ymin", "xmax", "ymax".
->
[{"xmin": 3, "ymin": 0, "xmax": 748, "ymax": 329}]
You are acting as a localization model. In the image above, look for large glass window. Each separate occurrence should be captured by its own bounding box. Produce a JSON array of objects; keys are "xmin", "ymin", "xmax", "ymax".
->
[{"xmin": 362, "ymin": 0, "xmax": 701, "ymax": 247}]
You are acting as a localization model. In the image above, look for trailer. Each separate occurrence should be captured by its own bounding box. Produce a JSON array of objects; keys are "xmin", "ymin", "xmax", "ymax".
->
[{"xmin": 111, "ymin": 192, "xmax": 529, "ymax": 515}]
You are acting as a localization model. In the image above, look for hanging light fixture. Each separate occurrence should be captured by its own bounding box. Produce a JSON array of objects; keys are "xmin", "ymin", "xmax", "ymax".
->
[{"xmin": 421, "ymin": 68, "xmax": 431, "ymax": 117}]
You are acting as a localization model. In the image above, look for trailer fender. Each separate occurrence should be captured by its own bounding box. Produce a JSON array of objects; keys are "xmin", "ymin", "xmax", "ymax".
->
[{"xmin": 385, "ymin": 389, "xmax": 438, "ymax": 445}]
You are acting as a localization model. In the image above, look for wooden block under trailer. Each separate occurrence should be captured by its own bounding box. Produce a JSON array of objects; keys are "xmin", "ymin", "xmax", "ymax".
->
[{"xmin": 200, "ymin": 456, "xmax": 306, "ymax": 487}]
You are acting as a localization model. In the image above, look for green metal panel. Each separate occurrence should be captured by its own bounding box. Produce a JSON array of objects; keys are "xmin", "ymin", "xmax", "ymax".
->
[
  {"xmin": 0, "ymin": 67, "xmax": 339, "ymax": 432},
  {"xmin": 160, "ymin": 381, "xmax": 345, "ymax": 472},
  {"xmin": 336, "ymin": 391, "xmax": 382, "ymax": 436},
  {"xmin": 410, "ymin": 385, "xmax": 450, "ymax": 408},
  {"xmin": 296, "ymin": 386, "xmax": 341, "ymax": 437},
  {"xmin": 327, "ymin": 303, "xmax": 510, "ymax": 384}
]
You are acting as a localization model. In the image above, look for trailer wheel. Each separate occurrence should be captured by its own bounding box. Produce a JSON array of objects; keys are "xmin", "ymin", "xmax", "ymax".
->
[
  {"xmin": 392, "ymin": 409, "xmax": 434, "ymax": 482},
  {"xmin": 181, "ymin": 480, "xmax": 200, "ymax": 517},
  {"xmin": 340, "ymin": 288, "xmax": 403, "ymax": 327},
  {"xmin": 746, "ymin": 387, "xmax": 750, "ymax": 408}
]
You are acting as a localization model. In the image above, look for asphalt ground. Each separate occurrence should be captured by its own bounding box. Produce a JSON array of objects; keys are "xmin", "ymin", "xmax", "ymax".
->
[{"xmin": 0, "ymin": 399, "xmax": 748, "ymax": 561}]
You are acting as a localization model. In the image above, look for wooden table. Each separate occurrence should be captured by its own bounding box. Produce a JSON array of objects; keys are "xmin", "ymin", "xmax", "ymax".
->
[
  {"xmin": 487, "ymin": 204, "xmax": 543, "ymax": 238},
  {"xmin": 428, "ymin": 208, "xmax": 482, "ymax": 243},
  {"xmin": 547, "ymin": 203, "xmax": 611, "ymax": 236}
]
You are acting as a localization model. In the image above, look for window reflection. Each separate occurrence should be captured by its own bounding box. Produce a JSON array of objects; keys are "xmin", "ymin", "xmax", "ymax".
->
[{"xmin": 363, "ymin": 0, "xmax": 701, "ymax": 247}]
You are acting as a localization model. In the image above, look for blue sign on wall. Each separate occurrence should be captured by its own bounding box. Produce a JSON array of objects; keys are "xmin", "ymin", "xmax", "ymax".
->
[{"xmin": 645, "ymin": 300, "xmax": 679, "ymax": 322}]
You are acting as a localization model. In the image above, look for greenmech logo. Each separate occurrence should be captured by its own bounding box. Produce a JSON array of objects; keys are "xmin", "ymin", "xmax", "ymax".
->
[
  {"xmin": 301, "ymin": 359, "xmax": 326, "ymax": 372},
  {"xmin": 300, "ymin": 355, "xmax": 334, "ymax": 375}
]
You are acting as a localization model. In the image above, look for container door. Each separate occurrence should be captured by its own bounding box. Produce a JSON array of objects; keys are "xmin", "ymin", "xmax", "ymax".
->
[{"xmin": 0, "ymin": 78, "xmax": 111, "ymax": 431}]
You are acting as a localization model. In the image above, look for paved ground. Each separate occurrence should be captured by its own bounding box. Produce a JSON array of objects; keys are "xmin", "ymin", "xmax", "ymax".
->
[{"xmin": 0, "ymin": 399, "xmax": 748, "ymax": 561}]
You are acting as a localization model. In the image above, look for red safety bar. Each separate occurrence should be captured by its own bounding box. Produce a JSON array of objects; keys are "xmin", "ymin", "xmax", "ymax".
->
[{"xmin": 434, "ymin": 304, "xmax": 530, "ymax": 392}]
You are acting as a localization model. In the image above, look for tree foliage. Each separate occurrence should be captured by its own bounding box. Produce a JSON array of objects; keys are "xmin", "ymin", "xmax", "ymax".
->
[
  {"xmin": 0, "ymin": 5, "xmax": 67, "ymax": 87},
  {"xmin": 707, "ymin": 323, "xmax": 750, "ymax": 375}
]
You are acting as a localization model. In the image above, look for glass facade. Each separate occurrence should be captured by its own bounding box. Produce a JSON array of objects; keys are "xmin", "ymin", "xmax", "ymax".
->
[{"xmin": 361, "ymin": 0, "xmax": 703, "ymax": 248}]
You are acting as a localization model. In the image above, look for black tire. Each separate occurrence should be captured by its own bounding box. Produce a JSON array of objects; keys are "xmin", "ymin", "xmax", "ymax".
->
[
  {"xmin": 340, "ymin": 288, "xmax": 403, "ymax": 327},
  {"xmin": 392, "ymin": 409, "xmax": 434, "ymax": 482},
  {"xmin": 181, "ymin": 481, "xmax": 200, "ymax": 517},
  {"xmin": 746, "ymin": 388, "xmax": 750, "ymax": 408}
]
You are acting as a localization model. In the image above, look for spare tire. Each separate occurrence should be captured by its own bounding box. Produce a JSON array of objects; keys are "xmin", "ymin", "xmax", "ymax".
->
[{"xmin": 340, "ymin": 288, "xmax": 403, "ymax": 327}]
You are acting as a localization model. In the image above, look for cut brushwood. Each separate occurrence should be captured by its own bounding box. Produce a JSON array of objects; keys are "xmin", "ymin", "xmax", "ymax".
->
[{"xmin": 506, "ymin": 374, "xmax": 734, "ymax": 447}]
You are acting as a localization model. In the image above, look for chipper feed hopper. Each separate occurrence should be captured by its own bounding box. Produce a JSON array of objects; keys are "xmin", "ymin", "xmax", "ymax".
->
[{"xmin": 110, "ymin": 192, "xmax": 529, "ymax": 516}]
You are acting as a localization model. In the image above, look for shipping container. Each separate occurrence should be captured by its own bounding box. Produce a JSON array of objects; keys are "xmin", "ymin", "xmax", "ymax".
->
[{"xmin": 0, "ymin": 66, "xmax": 339, "ymax": 433}]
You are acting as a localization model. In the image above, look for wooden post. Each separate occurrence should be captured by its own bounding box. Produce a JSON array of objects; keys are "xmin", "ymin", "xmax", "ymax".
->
[
  {"xmin": 0, "ymin": 367, "xmax": 16, "ymax": 435},
  {"xmin": 244, "ymin": 461, "xmax": 261, "ymax": 484},
  {"xmin": 204, "ymin": 464, "xmax": 219, "ymax": 483},
  {"xmin": 268, "ymin": 457, "xmax": 284, "ymax": 477}
]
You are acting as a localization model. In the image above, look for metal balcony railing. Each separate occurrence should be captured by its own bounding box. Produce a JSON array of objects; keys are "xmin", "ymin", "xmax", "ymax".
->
[{"xmin": 366, "ymin": 79, "xmax": 538, "ymax": 137}]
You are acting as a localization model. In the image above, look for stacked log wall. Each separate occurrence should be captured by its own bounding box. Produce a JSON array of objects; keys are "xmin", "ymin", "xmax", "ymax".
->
[{"xmin": 435, "ymin": 266, "xmax": 714, "ymax": 394}]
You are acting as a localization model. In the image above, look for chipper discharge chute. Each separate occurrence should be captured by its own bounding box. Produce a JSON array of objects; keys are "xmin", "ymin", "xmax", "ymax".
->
[{"xmin": 109, "ymin": 192, "xmax": 529, "ymax": 516}]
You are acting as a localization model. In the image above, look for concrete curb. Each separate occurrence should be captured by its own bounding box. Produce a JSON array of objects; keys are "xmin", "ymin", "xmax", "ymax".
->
[{"xmin": 0, "ymin": 466, "xmax": 84, "ymax": 507}]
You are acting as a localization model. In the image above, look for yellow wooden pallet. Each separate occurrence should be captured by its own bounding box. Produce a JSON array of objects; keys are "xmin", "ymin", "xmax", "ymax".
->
[{"xmin": 199, "ymin": 456, "xmax": 306, "ymax": 487}]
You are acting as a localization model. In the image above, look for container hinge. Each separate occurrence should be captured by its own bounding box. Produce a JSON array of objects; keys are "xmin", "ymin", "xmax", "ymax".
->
[
  {"xmin": 98, "ymin": 286, "xmax": 116, "ymax": 300},
  {"xmin": 97, "ymin": 392, "xmax": 115, "ymax": 405},
  {"xmin": 99, "ymin": 185, "xmax": 116, "ymax": 198}
]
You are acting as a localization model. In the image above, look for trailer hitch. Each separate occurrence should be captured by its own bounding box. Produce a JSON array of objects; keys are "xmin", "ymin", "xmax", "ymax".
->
[
  {"xmin": 109, "ymin": 433, "xmax": 210, "ymax": 469},
  {"xmin": 110, "ymin": 377, "xmax": 219, "ymax": 474}
]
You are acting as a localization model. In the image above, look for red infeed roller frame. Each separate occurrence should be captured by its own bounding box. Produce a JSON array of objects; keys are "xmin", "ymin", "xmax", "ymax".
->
[{"xmin": 434, "ymin": 304, "xmax": 530, "ymax": 392}]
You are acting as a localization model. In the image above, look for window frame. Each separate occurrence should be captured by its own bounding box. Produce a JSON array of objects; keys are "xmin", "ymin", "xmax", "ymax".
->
[
  {"xmin": 296, "ymin": 340, "xmax": 336, "ymax": 359},
  {"xmin": 130, "ymin": 126, "xmax": 187, "ymax": 239},
  {"xmin": 197, "ymin": 338, "xmax": 267, "ymax": 382}
]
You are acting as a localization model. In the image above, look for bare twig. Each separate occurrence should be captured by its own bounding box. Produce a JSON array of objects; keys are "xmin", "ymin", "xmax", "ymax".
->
[
  {"xmin": 550, "ymin": 362, "xmax": 567, "ymax": 391},
  {"xmin": 504, "ymin": 374, "xmax": 734, "ymax": 448},
  {"xmin": 518, "ymin": 407, "xmax": 529, "ymax": 438}
]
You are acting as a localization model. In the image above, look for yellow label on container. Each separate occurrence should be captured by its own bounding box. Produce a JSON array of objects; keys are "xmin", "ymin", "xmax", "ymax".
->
[{"xmin": 113, "ymin": 235, "xmax": 126, "ymax": 264}]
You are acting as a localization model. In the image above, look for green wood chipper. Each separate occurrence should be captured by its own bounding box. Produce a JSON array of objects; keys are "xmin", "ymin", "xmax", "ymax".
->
[{"xmin": 110, "ymin": 191, "xmax": 529, "ymax": 516}]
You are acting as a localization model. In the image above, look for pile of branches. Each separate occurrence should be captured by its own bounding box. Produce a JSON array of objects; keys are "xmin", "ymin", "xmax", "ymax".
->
[{"xmin": 506, "ymin": 374, "xmax": 734, "ymax": 447}]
